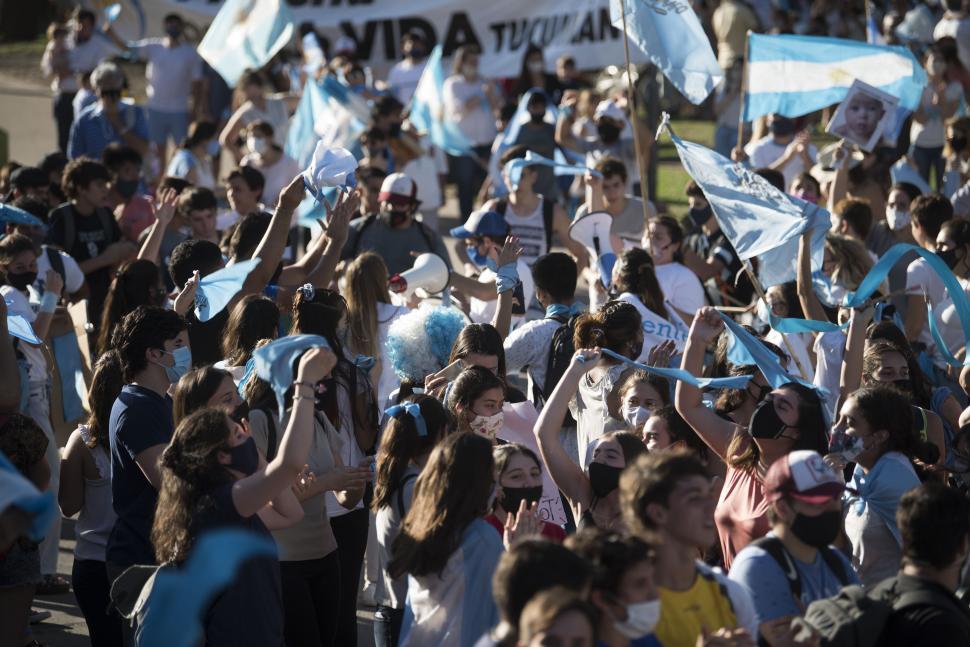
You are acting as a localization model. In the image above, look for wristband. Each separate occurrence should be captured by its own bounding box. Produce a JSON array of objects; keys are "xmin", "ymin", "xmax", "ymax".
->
[
  {"xmin": 39, "ymin": 291, "xmax": 58, "ymax": 314},
  {"xmin": 492, "ymin": 262, "xmax": 520, "ymax": 294},
  {"xmin": 294, "ymin": 381, "xmax": 317, "ymax": 392}
]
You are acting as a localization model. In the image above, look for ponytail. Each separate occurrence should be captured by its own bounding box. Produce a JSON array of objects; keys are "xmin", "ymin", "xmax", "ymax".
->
[{"xmin": 573, "ymin": 300, "xmax": 641, "ymax": 355}]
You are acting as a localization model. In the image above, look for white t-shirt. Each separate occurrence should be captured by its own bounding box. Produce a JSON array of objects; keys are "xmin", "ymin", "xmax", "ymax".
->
[
  {"xmin": 934, "ymin": 15, "xmax": 970, "ymax": 70},
  {"xmin": 654, "ymin": 262, "xmax": 706, "ymax": 316},
  {"xmin": 616, "ymin": 292, "xmax": 688, "ymax": 359},
  {"xmin": 231, "ymin": 96, "xmax": 291, "ymax": 146},
  {"xmin": 504, "ymin": 317, "xmax": 564, "ymax": 404},
  {"xmin": 905, "ymin": 256, "xmax": 947, "ymax": 358},
  {"xmin": 1, "ymin": 286, "xmax": 46, "ymax": 380},
  {"xmin": 401, "ymin": 148, "xmax": 444, "ymax": 211},
  {"xmin": 468, "ymin": 258, "xmax": 534, "ymax": 328},
  {"xmin": 130, "ymin": 40, "xmax": 203, "ymax": 113},
  {"xmin": 911, "ymin": 82, "xmax": 964, "ymax": 148},
  {"xmin": 935, "ymin": 277, "xmax": 970, "ymax": 359},
  {"xmin": 34, "ymin": 246, "xmax": 85, "ymax": 296},
  {"xmin": 387, "ymin": 58, "xmax": 427, "ymax": 105},
  {"xmin": 744, "ymin": 135, "xmax": 818, "ymax": 191},
  {"xmin": 766, "ymin": 329, "xmax": 815, "ymax": 382},
  {"xmin": 240, "ymin": 152, "xmax": 301, "ymax": 208},
  {"xmin": 813, "ymin": 330, "xmax": 845, "ymax": 423},
  {"xmin": 67, "ymin": 34, "xmax": 119, "ymax": 81},
  {"xmin": 443, "ymin": 76, "xmax": 496, "ymax": 146}
]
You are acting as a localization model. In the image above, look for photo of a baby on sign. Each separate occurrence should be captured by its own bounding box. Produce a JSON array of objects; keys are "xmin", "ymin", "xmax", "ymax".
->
[{"xmin": 826, "ymin": 79, "xmax": 899, "ymax": 152}]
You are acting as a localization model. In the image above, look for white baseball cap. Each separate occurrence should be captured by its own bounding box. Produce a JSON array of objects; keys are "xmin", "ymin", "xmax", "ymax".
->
[{"xmin": 378, "ymin": 172, "xmax": 419, "ymax": 206}]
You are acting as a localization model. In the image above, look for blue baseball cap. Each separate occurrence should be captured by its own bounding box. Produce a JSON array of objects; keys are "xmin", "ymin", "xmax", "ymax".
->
[{"xmin": 450, "ymin": 210, "xmax": 509, "ymax": 239}]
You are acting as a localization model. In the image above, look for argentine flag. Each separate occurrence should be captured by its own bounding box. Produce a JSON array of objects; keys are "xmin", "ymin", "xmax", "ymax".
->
[
  {"xmin": 743, "ymin": 34, "xmax": 926, "ymax": 122},
  {"xmin": 286, "ymin": 77, "xmax": 367, "ymax": 170},
  {"xmin": 409, "ymin": 45, "xmax": 473, "ymax": 157},
  {"xmin": 661, "ymin": 117, "xmax": 829, "ymax": 288},
  {"xmin": 197, "ymin": 0, "xmax": 294, "ymax": 87}
]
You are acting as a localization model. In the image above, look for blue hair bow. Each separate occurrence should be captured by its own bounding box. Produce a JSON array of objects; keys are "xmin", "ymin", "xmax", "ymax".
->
[
  {"xmin": 355, "ymin": 355, "xmax": 376, "ymax": 370},
  {"xmin": 385, "ymin": 403, "xmax": 427, "ymax": 437}
]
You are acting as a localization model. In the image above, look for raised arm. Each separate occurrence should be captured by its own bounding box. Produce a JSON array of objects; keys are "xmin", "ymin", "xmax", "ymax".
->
[
  {"xmin": 827, "ymin": 142, "xmax": 850, "ymax": 214},
  {"xmin": 240, "ymin": 175, "xmax": 305, "ymax": 297},
  {"xmin": 555, "ymin": 91, "xmax": 580, "ymax": 150},
  {"xmin": 796, "ymin": 230, "xmax": 828, "ymax": 323},
  {"xmin": 232, "ymin": 348, "xmax": 337, "ymax": 518},
  {"xmin": 674, "ymin": 307, "xmax": 741, "ymax": 461},
  {"xmin": 491, "ymin": 236, "xmax": 522, "ymax": 338},
  {"xmin": 137, "ymin": 188, "xmax": 178, "ymax": 265},
  {"xmin": 534, "ymin": 348, "xmax": 601, "ymax": 509},
  {"xmin": 304, "ymin": 193, "xmax": 357, "ymax": 288},
  {"xmin": 838, "ymin": 305, "xmax": 874, "ymax": 405}
]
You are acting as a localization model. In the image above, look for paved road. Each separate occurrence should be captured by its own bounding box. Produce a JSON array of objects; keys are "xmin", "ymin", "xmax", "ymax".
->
[{"xmin": 0, "ymin": 73, "xmax": 58, "ymax": 166}]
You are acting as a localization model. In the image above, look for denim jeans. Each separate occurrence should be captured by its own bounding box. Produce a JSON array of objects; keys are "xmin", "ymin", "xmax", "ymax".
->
[
  {"xmin": 715, "ymin": 125, "xmax": 739, "ymax": 159},
  {"xmin": 53, "ymin": 91, "xmax": 76, "ymax": 153},
  {"xmin": 373, "ymin": 605, "xmax": 404, "ymax": 647},
  {"xmin": 450, "ymin": 144, "xmax": 491, "ymax": 221},
  {"xmin": 912, "ymin": 144, "xmax": 945, "ymax": 190}
]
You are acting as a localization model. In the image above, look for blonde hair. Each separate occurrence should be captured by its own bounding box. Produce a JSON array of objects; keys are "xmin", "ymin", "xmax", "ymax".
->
[
  {"xmin": 344, "ymin": 252, "xmax": 390, "ymax": 358},
  {"xmin": 825, "ymin": 233, "xmax": 873, "ymax": 290}
]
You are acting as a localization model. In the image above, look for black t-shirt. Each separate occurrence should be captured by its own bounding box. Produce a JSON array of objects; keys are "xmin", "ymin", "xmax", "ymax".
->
[
  {"xmin": 881, "ymin": 575, "xmax": 970, "ymax": 647},
  {"xmin": 47, "ymin": 203, "xmax": 122, "ymax": 323},
  {"xmin": 187, "ymin": 308, "xmax": 230, "ymax": 368},
  {"xmin": 194, "ymin": 483, "xmax": 284, "ymax": 646}
]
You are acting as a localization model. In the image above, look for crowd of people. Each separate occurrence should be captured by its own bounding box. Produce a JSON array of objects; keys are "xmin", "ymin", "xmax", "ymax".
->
[{"xmin": 2, "ymin": 0, "xmax": 970, "ymax": 646}]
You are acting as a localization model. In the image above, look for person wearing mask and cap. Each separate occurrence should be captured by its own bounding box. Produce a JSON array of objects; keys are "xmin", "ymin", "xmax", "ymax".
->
[
  {"xmin": 728, "ymin": 450, "xmax": 859, "ymax": 645},
  {"xmin": 340, "ymin": 172, "xmax": 451, "ymax": 276},
  {"xmin": 739, "ymin": 114, "xmax": 818, "ymax": 191},
  {"xmin": 556, "ymin": 97, "xmax": 640, "ymax": 195},
  {"xmin": 387, "ymin": 31, "xmax": 429, "ymax": 105},
  {"xmin": 68, "ymin": 61, "xmax": 149, "ymax": 160},
  {"xmin": 104, "ymin": 13, "xmax": 206, "ymax": 168}
]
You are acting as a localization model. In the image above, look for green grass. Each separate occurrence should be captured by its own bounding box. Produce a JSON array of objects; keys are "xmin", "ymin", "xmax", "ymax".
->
[
  {"xmin": 655, "ymin": 119, "xmax": 715, "ymax": 219},
  {"xmin": 0, "ymin": 37, "xmax": 45, "ymax": 57}
]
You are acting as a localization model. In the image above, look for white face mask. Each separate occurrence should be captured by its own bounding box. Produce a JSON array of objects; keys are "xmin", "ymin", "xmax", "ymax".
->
[
  {"xmin": 622, "ymin": 405, "xmax": 651, "ymax": 429},
  {"xmin": 469, "ymin": 410, "xmax": 504, "ymax": 440},
  {"xmin": 886, "ymin": 206, "xmax": 910, "ymax": 231},
  {"xmin": 247, "ymin": 136, "xmax": 268, "ymax": 155},
  {"xmin": 615, "ymin": 599, "xmax": 661, "ymax": 639}
]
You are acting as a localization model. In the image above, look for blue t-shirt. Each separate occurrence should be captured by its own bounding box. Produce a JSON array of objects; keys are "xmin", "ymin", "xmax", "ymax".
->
[
  {"xmin": 728, "ymin": 534, "xmax": 859, "ymax": 626},
  {"xmin": 106, "ymin": 384, "xmax": 174, "ymax": 566}
]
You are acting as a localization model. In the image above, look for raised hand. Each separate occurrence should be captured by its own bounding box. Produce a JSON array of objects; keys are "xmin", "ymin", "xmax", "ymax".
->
[
  {"xmin": 278, "ymin": 175, "xmax": 308, "ymax": 213},
  {"xmin": 495, "ymin": 235, "xmax": 522, "ymax": 267},
  {"xmin": 689, "ymin": 306, "xmax": 725, "ymax": 345},
  {"xmin": 503, "ymin": 500, "xmax": 542, "ymax": 548},
  {"xmin": 153, "ymin": 187, "xmax": 179, "ymax": 226},
  {"xmin": 297, "ymin": 346, "xmax": 339, "ymax": 384},
  {"xmin": 173, "ymin": 269, "xmax": 199, "ymax": 315},
  {"xmin": 44, "ymin": 269, "xmax": 63, "ymax": 298},
  {"xmin": 647, "ymin": 339, "xmax": 677, "ymax": 368}
]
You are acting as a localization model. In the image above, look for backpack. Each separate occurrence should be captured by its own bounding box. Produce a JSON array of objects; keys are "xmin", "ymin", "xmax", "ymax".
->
[
  {"xmin": 494, "ymin": 196, "xmax": 555, "ymax": 253},
  {"xmin": 395, "ymin": 472, "xmax": 418, "ymax": 518},
  {"xmin": 532, "ymin": 312, "xmax": 578, "ymax": 427},
  {"xmin": 797, "ymin": 576, "xmax": 962, "ymax": 647},
  {"xmin": 749, "ymin": 536, "xmax": 851, "ymax": 610}
]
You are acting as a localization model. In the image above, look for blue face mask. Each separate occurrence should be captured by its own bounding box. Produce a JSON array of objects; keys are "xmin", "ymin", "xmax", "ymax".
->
[
  {"xmin": 206, "ymin": 140, "xmax": 220, "ymax": 157},
  {"xmin": 468, "ymin": 245, "xmax": 489, "ymax": 268},
  {"xmin": 160, "ymin": 346, "xmax": 192, "ymax": 383}
]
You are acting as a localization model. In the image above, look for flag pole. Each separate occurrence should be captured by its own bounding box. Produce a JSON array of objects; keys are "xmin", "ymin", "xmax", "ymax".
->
[
  {"xmin": 736, "ymin": 30, "xmax": 750, "ymax": 155},
  {"xmin": 619, "ymin": 0, "xmax": 652, "ymax": 228},
  {"xmin": 742, "ymin": 260, "xmax": 810, "ymax": 380}
]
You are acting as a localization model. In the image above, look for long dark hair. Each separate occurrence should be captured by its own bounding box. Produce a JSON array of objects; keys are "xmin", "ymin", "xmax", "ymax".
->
[
  {"xmin": 172, "ymin": 366, "xmax": 232, "ymax": 426},
  {"xmin": 152, "ymin": 408, "xmax": 234, "ymax": 563},
  {"xmin": 389, "ymin": 432, "xmax": 495, "ymax": 578},
  {"xmin": 614, "ymin": 248, "xmax": 666, "ymax": 319},
  {"xmin": 850, "ymin": 385, "xmax": 938, "ymax": 465},
  {"xmin": 222, "ymin": 295, "xmax": 280, "ymax": 367},
  {"xmin": 449, "ymin": 323, "xmax": 508, "ymax": 380},
  {"xmin": 86, "ymin": 351, "xmax": 124, "ymax": 450},
  {"xmin": 573, "ymin": 300, "xmax": 641, "ymax": 357},
  {"xmin": 862, "ymin": 341, "xmax": 932, "ymax": 409},
  {"xmin": 447, "ymin": 365, "xmax": 506, "ymax": 421},
  {"xmin": 372, "ymin": 394, "xmax": 453, "ymax": 511},
  {"xmin": 97, "ymin": 259, "xmax": 163, "ymax": 355},
  {"xmin": 650, "ymin": 216, "xmax": 685, "ymax": 263}
]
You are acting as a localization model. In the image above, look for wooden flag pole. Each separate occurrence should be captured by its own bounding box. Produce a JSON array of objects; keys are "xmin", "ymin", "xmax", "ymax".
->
[
  {"xmin": 618, "ymin": 0, "xmax": 653, "ymax": 229},
  {"xmin": 742, "ymin": 260, "xmax": 810, "ymax": 381},
  {"xmin": 736, "ymin": 30, "xmax": 750, "ymax": 155}
]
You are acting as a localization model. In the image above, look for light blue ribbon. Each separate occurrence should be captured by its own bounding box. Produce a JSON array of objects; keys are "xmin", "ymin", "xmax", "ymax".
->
[
  {"xmin": 577, "ymin": 347, "xmax": 752, "ymax": 390},
  {"xmin": 503, "ymin": 151, "xmax": 601, "ymax": 191},
  {"xmin": 718, "ymin": 310, "xmax": 814, "ymax": 390},
  {"xmin": 52, "ymin": 333, "xmax": 85, "ymax": 422},
  {"xmin": 354, "ymin": 355, "xmax": 376, "ymax": 371},
  {"xmin": 545, "ymin": 303, "xmax": 583, "ymax": 320},
  {"xmin": 385, "ymin": 403, "xmax": 428, "ymax": 436}
]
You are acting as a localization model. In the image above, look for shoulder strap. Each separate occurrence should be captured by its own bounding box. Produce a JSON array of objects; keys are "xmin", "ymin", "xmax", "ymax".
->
[
  {"xmin": 45, "ymin": 246, "xmax": 65, "ymax": 284},
  {"xmin": 350, "ymin": 216, "xmax": 377, "ymax": 257},
  {"xmin": 818, "ymin": 547, "xmax": 850, "ymax": 587},
  {"xmin": 416, "ymin": 222, "xmax": 435, "ymax": 254},
  {"xmin": 396, "ymin": 472, "xmax": 418, "ymax": 518},
  {"xmin": 540, "ymin": 196, "xmax": 554, "ymax": 252},
  {"xmin": 494, "ymin": 198, "xmax": 508, "ymax": 216},
  {"xmin": 96, "ymin": 207, "xmax": 114, "ymax": 239},
  {"xmin": 63, "ymin": 205, "xmax": 76, "ymax": 253},
  {"xmin": 263, "ymin": 409, "xmax": 278, "ymax": 461},
  {"xmin": 750, "ymin": 536, "xmax": 803, "ymax": 603}
]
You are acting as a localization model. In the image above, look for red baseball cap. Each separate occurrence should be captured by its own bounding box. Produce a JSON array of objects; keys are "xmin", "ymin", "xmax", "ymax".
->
[{"xmin": 764, "ymin": 450, "xmax": 847, "ymax": 505}]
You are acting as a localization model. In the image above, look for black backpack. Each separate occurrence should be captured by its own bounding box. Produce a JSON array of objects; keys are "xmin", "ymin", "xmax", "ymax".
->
[{"xmin": 532, "ymin": 312, "xmax": 578, "ymax": 427}]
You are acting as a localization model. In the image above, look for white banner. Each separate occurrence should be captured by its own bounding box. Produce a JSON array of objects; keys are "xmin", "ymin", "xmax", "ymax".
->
[{"xmin": 109, "ymin": 0, "xmax": 647, "ymax": 79}]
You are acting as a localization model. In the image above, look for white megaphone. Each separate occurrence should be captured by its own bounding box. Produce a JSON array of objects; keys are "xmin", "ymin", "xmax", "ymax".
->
[
  {"xmin": 569, "ymin": 211, "xmax": 618, "ymax": 288},
  {"xmin": 388, "ymin": 253, "xmax": 450, "ymax": 299}
]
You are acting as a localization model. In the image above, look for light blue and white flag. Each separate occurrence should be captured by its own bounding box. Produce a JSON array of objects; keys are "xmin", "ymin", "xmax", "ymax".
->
[
  {"xmin": 285, "ymin": 77, "xmax": 367, "ymax": 171},
  {"xmin": 0, "ymin": 449, "xmax": 56, "ymax": 542},
  {"xmin": 503, "ymin": 151, "xmax": 598, "ymax": 192},
  {"xmin": 197, "ymin": 0, "xmax": 294, "ymax": 87},
  {"xmin": 609, "ymin": 0, "xmax": 722, "ymax": 105},
  {"xmin": 408, "ymin": 45, "xmax": 474, "ymax": 157},
  {"xmin": 661, "ymin": 118, "xmax": 829, "ymax": 287},
  {"xmin": 194, "ymin": 257, "xmax": 260, "ymax": 322},
  {"xmin": 303, "ymin": 144, "xmax": 357, "ymax": 200},
  {"xmin": 743, "ymin": 34, "xmax": 926, "ymax": 122}
]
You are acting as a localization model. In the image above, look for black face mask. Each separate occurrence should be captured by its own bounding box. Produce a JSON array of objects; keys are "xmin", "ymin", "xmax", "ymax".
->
[
  {"xmin": 949, "ymin": 135, "xmax": 967, "ymax": 153},
  {"xmin": 227, "ymin": 436, "xmax": 259, "ymax": 477},
  {"xmin": 748, "ymin": 399, "xmax": 788, "ymax": 440},
  {"xmin": 789, "ymin": 509, "xmax": 842, "ymax": 548},
  {"xmin": 6, "ymin": 270, "xmax": 37, "ymax": 291},
  {"xmin": 597, "ymin": 122, "xmax": 620, "ymax": 144},
  {"xmin": 588, "ymin": 462, "xmax": 623, "ymax": 498},
  {"xmin": 770, "ymin": 118, "xmax": 795, "ymax": 137},
  {"xmin": 688, "ymin": 205, "xmax": 711, "ymax": 229},
  {"xmin": 892, "ymin": 378, "xmax": 913, "ymax": 396},
  {"xmin": 384, "ymin": 208, "xmax": 410, "ymax": 227},
  {"xmin": 938, "ymin": 248, "xmax": 960, "ymax": 270},
  {"xmin": 387, "ymin": 122, "xmax": 402, "ymax": 138},
  {"xmin": 114, "ymin": 178, "xmax": 139, "ymax": 199},
  {"xmin": 229, "ymin": 401, "xmax": 251, "ymax": 424},
  {"xmin": 529, "ymin": 111, "xmax": 545, "ymax": 125},
  {"xmin": 499, "ymin": 485, "xmax": 543, "ymax": 513}
]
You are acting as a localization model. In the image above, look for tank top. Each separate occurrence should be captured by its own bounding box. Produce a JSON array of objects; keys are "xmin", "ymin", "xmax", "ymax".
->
[
  {"xmin": 503, "ymin": 198, "xmax": 547, "ymax": 266},
  {"xmin": 75, "ymin": 425, "xmax": 118, "ymax": 562}
]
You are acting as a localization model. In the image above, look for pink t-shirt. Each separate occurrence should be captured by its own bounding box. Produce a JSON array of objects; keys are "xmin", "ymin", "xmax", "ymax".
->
[
  {"xmin": 714, "ymin": 463, "xmax": 769, "ymax": 569},
  {"xmin": 117, "ymin": 195, "xmax": 156, "ymax": 242}
]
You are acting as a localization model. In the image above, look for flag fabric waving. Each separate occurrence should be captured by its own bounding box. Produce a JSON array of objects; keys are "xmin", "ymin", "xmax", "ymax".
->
[
  {"xmin": 609, "ymin": 0, "xmax": 722, "ymax": 105},
  {"xmin": 408, "ymin": 45, "xmax": 474, "ymax": 157},
  {"xmin": 742, "ymin": 33, "xmax": 926, "ymax": 122},
  {"xmin": 197, "ymin": 0, "xmax": 294, "ymax": 87},
  {"xmin": 285, "ymin": 77, "xmax": 368, "ymax": 170},
  {"xmin": 661, "ymin": 116, "xmax": 829, "ymax": 288}
]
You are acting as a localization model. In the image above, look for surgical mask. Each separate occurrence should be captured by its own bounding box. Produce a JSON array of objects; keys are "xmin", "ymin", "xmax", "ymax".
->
[
  {"xmin": 157, "ymin": 346, "xmax": 192, "ymax": 383},
  {"xmin": 387, "ymin": 122, "xmax": 402, "ymax": 138},
  {"xmin": 885, "ymin": 207, "xmax": 910, "ymax": 231},
  {"xmin": 407, "ymin": 48, "xmax": 425, "ymax": 59},
  {"xmin": 770, "ymin": 118, "xmax": 795, "ymax": 137},
  {"xmin": 499, "ymin": 485, "xmax": 543, "ymax": 513},
  {"xmin": 469, "ymin": 410, "xmax": 504, "ymax": 439},
  {"xmin": 247, "ymin": 136, "xmax": 268, "ymax": 155},
  {"xmin": 938, "ymin": 248, "xmax": 960, "ymax": 270},
  {"xmin": 748, "ymin": 399, "xmax": 788, "ymax": 440},
  {"xmin": 614, "ymin": 599, "xmax": 661, "ymax": 639},
  {"xmin": 226, "ymin": 436, "xmax": 259, "ymax": 477},
  {"xmin": 527, "ymin": 60, "xmax": 544, "ymax": 74},
  {"xmin": 206, "ymin": 140, "xmax": 220, "ymax": 157},
  {"xmin": 385, "ymin": 208, "xmax": 410, "ymax": 227},
  {"xmin": 597, "ymin": 122, "xmax": 621, "ymax": 144},
  {"xmin": 622, "ymin": 405, "xmax": 651, "ymax": 429},
  {"xmin": 6, "ymin": 270, "xmax": 37, "ymax": 291},
  {"xmin": 588, "ymin": 462, "xmax": 623, "ymax": 498},
  {"xmin": 790, "ymin": 509, "xmax": 842, "ymax": 548},
  {"xmin": 688, "ymin": 205, "xmax": 711, "ymax": 228},
  {"xmin": 114, "ymin": 178, "xmax": 139, "ymax": 199}
]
